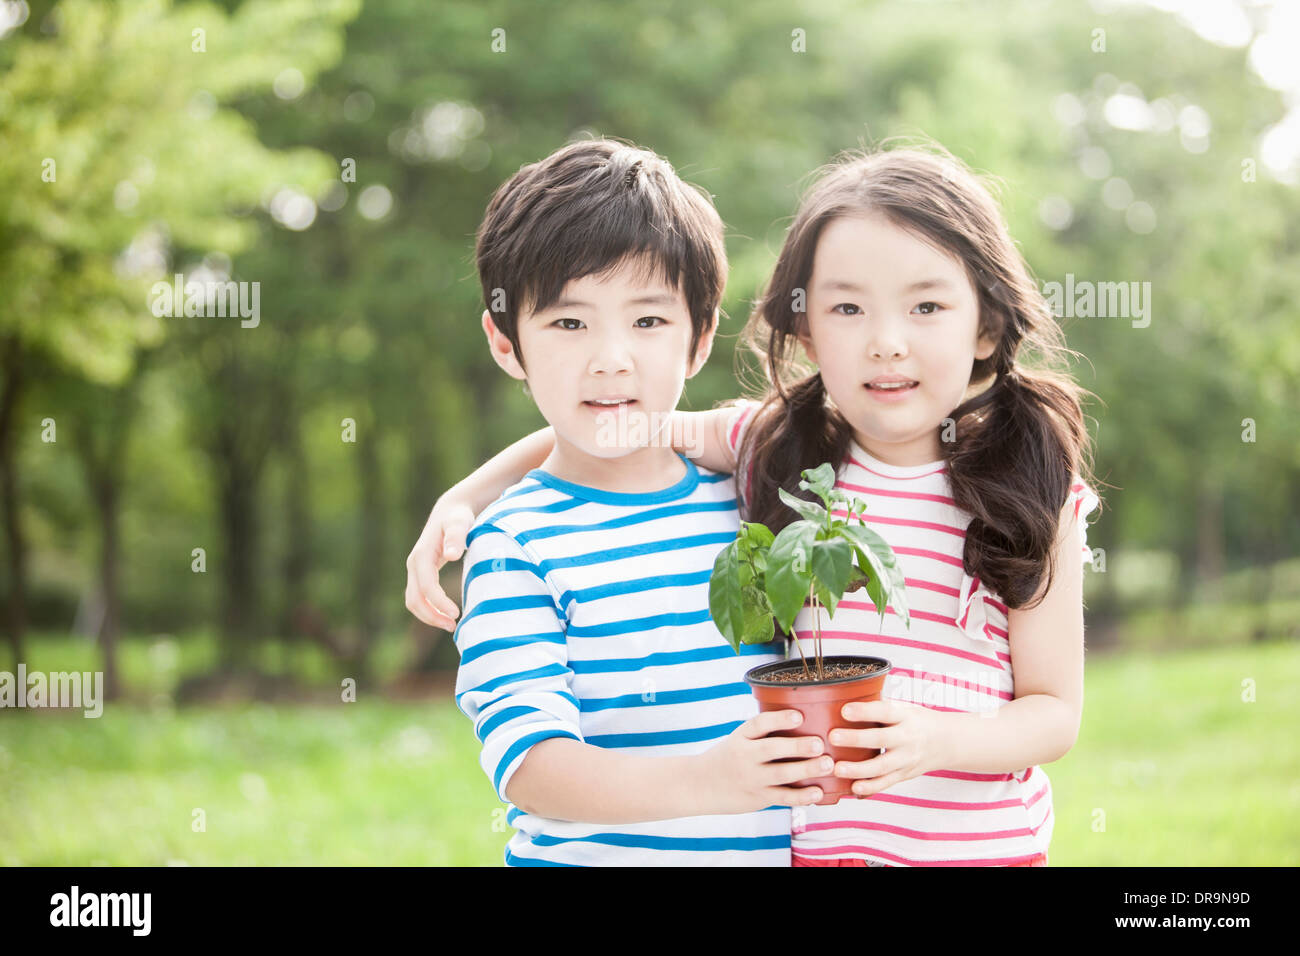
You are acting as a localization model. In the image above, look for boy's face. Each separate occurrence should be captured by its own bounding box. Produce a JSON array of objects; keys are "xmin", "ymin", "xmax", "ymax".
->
[{"xmin": 483, "ymin": 256, "xmax": 715, "ymax": 460}]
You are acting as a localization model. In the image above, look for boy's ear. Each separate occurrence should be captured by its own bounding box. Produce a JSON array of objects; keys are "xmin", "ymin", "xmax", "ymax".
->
[
  {"xmin": 686, "ymin": 309, "xmax": 719, "ymax": 379},
  {"xmin": 482, "ymin": 309, "xmax": 527, "ymax": 380}
]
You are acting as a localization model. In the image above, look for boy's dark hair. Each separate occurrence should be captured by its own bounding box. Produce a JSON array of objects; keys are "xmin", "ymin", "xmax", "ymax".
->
[{"xmin": 475, "ymin": 138, "xmax": 726, "ymax": 367}]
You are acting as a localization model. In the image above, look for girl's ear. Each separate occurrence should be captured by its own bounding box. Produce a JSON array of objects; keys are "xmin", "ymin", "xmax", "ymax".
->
[
  {"xmin": 482, "ymin": 309, "xmax": 527, "ymax": 381},
  {"xmin": 686, "ymin": 309, "xmax": 719, "ymax": 379},
  {"xmin": 796, "ymin": 320, "xmax": 820, "ymax": 365},
  {"xmin": 974, "ymin": 328, "xmax": 998, "ymax": 362}
]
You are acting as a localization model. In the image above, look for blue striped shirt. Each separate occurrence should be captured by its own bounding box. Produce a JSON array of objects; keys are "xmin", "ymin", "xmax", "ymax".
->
[{"xmin": 453, "ymin": 454, "xmax": 791, "ymax": 866}]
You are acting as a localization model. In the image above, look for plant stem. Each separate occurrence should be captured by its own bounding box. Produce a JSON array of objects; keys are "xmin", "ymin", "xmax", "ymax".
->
[
  {"xmin": 791, "ymin": 622, "xmax": 811, "ymax": 679},
  {"xmin": 809, "ymin": 581, "xmax": 823, "ymax": 681},
  {"xmin": 817, "ymin": 602, "xmax": 823, "ymax": 680}
]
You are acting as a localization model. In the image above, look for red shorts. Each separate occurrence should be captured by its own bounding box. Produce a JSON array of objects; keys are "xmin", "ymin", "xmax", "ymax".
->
[{"xmin": 793, "ymin": 853, "xmax": 1048, "ymax": 867}]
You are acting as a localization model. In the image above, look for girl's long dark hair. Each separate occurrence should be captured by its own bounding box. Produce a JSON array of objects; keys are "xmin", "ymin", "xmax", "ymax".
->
[{"xmin": 737, "ymin": 143, "xmax": 1099, "ymax": 609}]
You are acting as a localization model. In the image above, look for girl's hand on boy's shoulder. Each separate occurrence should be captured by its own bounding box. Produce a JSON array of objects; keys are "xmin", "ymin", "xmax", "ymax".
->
[
  {"xmin": 828, "ymin": 700, "xmax": 951, "ymax": 797},
  {"xmin": 404, "ymin": 498, "xmax": 475, "ymax": 632}
]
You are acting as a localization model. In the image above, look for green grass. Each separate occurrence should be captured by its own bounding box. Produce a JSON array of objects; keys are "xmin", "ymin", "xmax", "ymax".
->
[
  {"xmin": 1049, "ymin": 640, "xmax": 1300, "ymax": 865},
  {"xmin": 1, "ymin": 635, "xmax": 1297, "ymax": 865},
  {"xmin": 0, "ymin": 696, "xmax": 506, "ymax": 865}
]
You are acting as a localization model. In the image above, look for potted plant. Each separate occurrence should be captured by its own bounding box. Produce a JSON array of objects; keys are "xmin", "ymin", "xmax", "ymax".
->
[{"xmin": 709, "ymin": 463, "xmax": 912, "ymax": 805}]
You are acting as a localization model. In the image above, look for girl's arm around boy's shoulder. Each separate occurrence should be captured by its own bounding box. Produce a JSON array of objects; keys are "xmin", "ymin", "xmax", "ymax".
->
[
  {"xmin": 671, "ymin": 400, "xmax": 755, "ymax": 475},
  {"xmin": 406, "ymin": 402, "xmax": 757, "ymax": 631},
  {"xmin": 406, "ymin": 427, "xmax": 556, "ymax": 631}
]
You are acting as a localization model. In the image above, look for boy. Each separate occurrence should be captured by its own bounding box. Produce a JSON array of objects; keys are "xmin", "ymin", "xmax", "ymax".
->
[{"xmin": 450, "ymin": 139, "xmax": 827, "ymax": 865}]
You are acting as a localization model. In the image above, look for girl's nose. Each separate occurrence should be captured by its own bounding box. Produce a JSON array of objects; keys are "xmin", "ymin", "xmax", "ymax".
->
[{"xmin": 867, "ymin": 323, "xmax": 908, "ymax": 360}]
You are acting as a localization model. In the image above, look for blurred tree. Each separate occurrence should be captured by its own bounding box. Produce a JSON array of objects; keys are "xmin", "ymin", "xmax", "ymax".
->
[
  {"xmin": 5, "ymin": 0, "xmax": 1298, "ymax": 686},
  {"xmin": 0, "ymin": 0, "xmax": 358, "ymax": 677}
]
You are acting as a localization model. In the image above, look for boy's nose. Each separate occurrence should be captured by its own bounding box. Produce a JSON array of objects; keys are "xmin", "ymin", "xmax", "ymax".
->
[{"xmin": 588, "ymin": 339, "xmax": 634, "ymax": 375}]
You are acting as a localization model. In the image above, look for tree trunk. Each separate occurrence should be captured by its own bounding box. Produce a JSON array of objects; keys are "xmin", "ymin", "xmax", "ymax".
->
[
  {"xmin": 280, "ymin": 411, "xmax": 310, "ymax": 641},
  {"xmin": 1195, "ymin": 473, "xmax": 1225, "ymax": 599},
  {"xmin": 93, "ymin": 476, "xmax": 122, "ymax": 700},
  {"xmin": 0, "ymin": 334, "xmax": 27, "ymax": 669},
  {"xmin": 218, "ymin": 458, "xmax": 260, "ymax": 670},
  {"xmin": 352, "ymin": 423, "xmax": 384, "ymax": 683}
]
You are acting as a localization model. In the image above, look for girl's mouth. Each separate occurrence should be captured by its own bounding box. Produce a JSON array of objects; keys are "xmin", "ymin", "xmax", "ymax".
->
[{"xmin": 864, "ymin": 381, "xmax": 918, "ymax": 402}]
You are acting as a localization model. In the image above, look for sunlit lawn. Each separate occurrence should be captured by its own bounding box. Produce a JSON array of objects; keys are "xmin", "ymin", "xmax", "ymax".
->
[{"xmin": 2, "ymin": 634, "xmax": 1296, "ymax": 865}]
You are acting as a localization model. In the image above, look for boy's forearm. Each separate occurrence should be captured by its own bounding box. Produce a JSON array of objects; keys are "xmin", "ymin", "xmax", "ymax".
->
[
  {"xmin": 443, "ymin": 427, "xmax": 555, "ymax": 512},
  {"xmin": 505, "ymin": 738, "xmax": 715, "ymax": 823},
  {"xmin": 938, "ymin": 694, "xmax": 1077, "ymax": 773}
]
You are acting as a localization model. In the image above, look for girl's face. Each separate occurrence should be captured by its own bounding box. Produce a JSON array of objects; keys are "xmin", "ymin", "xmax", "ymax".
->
[{"xmin": 800, "ymin": 213, "xmax": 997, "ymax": 466}]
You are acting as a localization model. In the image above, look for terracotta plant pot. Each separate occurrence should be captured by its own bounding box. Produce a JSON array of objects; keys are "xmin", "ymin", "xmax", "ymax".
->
[{"xmin": 744, "ymin": 655, "xmax": 892, "ymax": 806}]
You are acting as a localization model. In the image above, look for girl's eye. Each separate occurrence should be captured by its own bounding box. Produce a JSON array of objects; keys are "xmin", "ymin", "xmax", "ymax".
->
[
  {"xmin": 832, "ymin": 303, "xmax": 862, "ymax": 316},
  {"xmin": 554, "ymin": 318, "xmax": 584, "ymax": 330},
  {"xmin": 913, "ymin": 302, "xmax": 942, "ymax": 315},
  {"xmin": 635, "ymin": 316, "xmax": 665, "ymax": 328}
]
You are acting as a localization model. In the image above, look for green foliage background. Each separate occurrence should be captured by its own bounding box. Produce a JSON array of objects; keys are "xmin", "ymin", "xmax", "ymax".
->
[{"xmin": 1, "ymin": 0, "xmax": 1297, "ymax": 864}]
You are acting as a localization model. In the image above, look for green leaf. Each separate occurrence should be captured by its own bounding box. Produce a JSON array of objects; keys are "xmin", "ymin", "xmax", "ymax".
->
[
  {"xmin": 839, "ymin": 522, "xmax": 898, "ymax": 571},
  {"xmin": 740, "ymin": 521, "xmax": 776, "ymax": 549},
  {"xmin": 740, "ymin": 592, "xmax": 777, "ymax": 645},
  {"xmin": 810, "ymin": 537, "xmax": 853, "ymax": 616},
  {"xmin": 708, "ymin": 541, "xmax": 747, "ymax": 652},
  {"xmin": 778, "ymin": 487, "xmax": 828, "ymax": 524},
  {"xmin": 839, "ymin": 524, "xmax": 911, "ymax": 629},
  {"xmin": 765, "ymin": 521, "xmax": 818, "ymax": 632},
  {"xmin": 845, "ymin": 563, "xmax": 872, "ymax": 593},
  {"xmin": 798, "ymin": 463, "xmax": 838, "ymax": 510},
  {"xmin": 851, "ymin": 548, "xmax": 892, "ymax": 628}
]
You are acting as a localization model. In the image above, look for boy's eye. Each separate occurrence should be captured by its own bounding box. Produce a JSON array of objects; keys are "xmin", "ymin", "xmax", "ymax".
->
[
  {"xmin": 913, "ymin": 302, "xmax": 942, "ymax": 315},
  {"xmin": 553, "ymin": 318, "xmax": 584, "ymax": 330},
  {"xmin": 634, "ymin": 316, "xmax": 665, "ymax": 328},
  {"xmin": 832, "ymin": 303, "xmax": 862, "ymax": 316}
]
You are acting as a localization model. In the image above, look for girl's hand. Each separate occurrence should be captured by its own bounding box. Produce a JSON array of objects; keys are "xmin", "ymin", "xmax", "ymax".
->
[
  {"xmin": 404, "ymin": 497, "xmax": 476, "ymax": 632},
  {"xmin": 829, "ymin": 700, "xmax": 952, "ymax": 797}
]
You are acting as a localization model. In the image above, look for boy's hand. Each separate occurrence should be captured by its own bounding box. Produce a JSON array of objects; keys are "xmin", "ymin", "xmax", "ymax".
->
[
  {"xmin": 404, "ymin": 498, "xmax": 476, "ymax": 632},
  {"xmin": 690, "ymin": 709, "xmax": 829, "ymax": 814}
]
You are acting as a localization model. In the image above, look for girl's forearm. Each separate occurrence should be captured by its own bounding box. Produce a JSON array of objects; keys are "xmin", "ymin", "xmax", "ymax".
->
[
  {"xmin": 671, "ymin": 405, "xmax": 744, "ymax": 474},
  {"xmin": 506, "ymin": 738, "xmax": 712, "ymax": 823},
  {"xmin": 443, "ymin": 427, "xmax": 555, "ymax": 512},
  {"xmin": 938, "ymin": 694, "xmax": 1078, "ymax": 773}
]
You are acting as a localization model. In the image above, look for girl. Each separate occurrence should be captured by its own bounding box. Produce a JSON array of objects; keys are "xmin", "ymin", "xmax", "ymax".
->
[{"xmin": 408, "ymin": 142, "xmax": 1101, "ymax": 867}]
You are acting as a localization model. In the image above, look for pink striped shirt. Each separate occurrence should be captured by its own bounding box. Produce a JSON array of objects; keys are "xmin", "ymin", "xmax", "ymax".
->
[{"xmin": 726, "ymin": 401, "xmax": 1100, "ymax": 866}]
